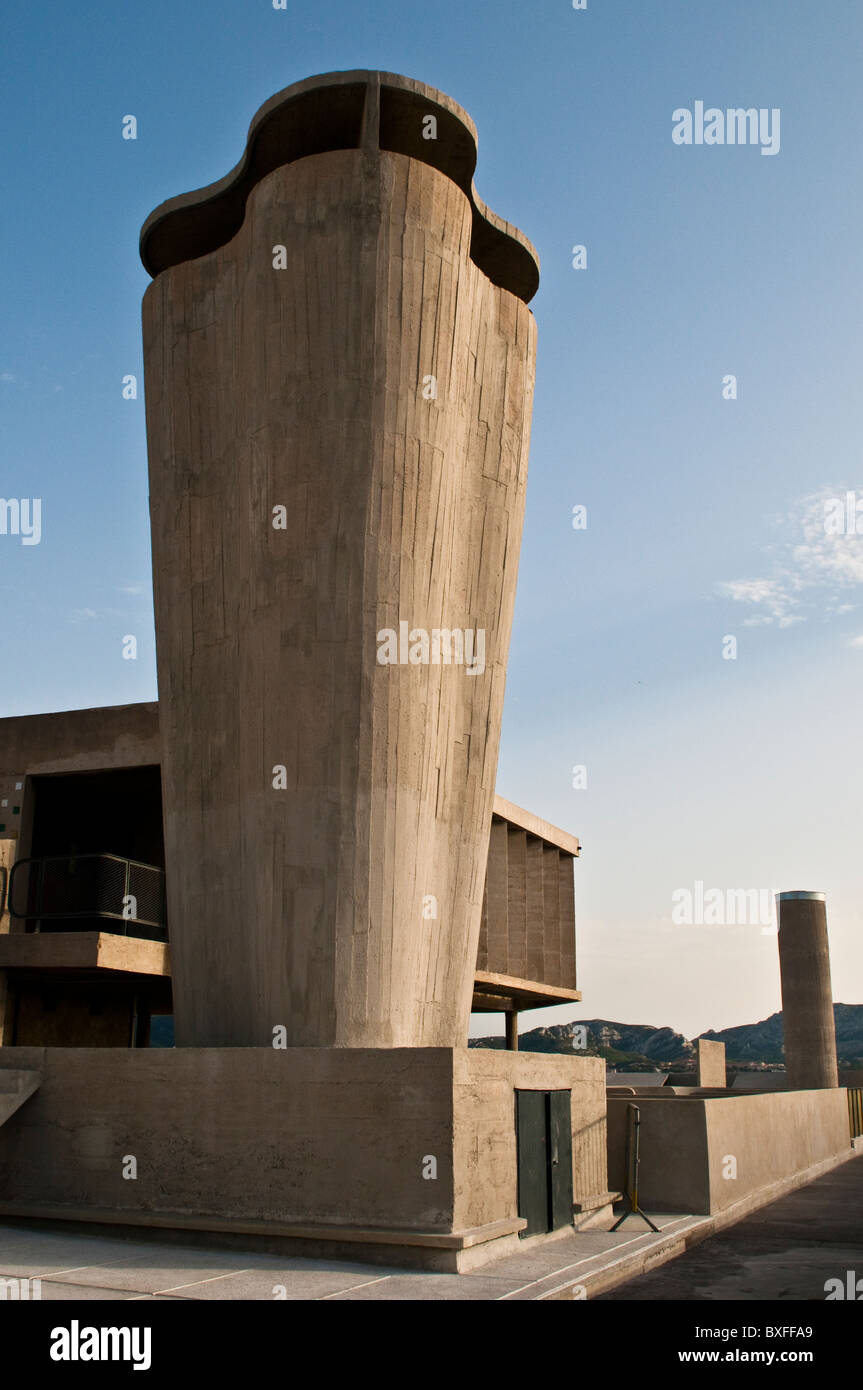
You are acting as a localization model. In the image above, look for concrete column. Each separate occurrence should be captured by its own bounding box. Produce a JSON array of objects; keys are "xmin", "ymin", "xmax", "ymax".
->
[
  {"xmin": 505, "ymin": 1011, "xmax": 518, "ymax": 1051},
  {"xmin": 695, "ymin": 1038, "xmax": 726, "ymax": 1088},
  {"xmin": 776, "ymin": 891, "xmax": 839, "ymax": 1089}
]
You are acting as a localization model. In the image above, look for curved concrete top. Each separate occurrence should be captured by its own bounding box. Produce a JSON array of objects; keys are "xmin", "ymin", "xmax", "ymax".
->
[
  {"xmin": 140, "ymin": 70, "xmax": 540, "ymax": 304},
  {"xmin": 776, "ymin": 891, "xmax": 826, "ymax": 902}
]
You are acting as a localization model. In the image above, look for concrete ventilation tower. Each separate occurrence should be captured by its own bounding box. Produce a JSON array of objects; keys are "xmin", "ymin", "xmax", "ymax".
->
[
  {"xmin": 139, "ymin": 71, "xmax": 540, "ymax": 1048},
  {"xmin": 776, "ymin": 891, "xmax": 839, "ymax": 1089}
]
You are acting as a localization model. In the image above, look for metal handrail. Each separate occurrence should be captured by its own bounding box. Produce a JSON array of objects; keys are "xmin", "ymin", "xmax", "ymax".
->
[{"xmin": 8, "ymin": 852, "xmax": 166, "ymax": 936}]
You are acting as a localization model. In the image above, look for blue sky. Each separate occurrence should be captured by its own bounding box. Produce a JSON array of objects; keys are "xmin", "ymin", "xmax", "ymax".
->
[{"xmin": 1, "ymin": 0, "xmax": 861, "ymax": 1038}]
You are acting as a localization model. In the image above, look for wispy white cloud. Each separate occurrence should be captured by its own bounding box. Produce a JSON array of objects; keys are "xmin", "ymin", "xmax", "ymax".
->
[
  {"xmin": 118, "ymin": 583, "xmax": 144, "ymax": 596},
  {"xmin": 718, "ymin": 488, "xmax": 863, "ymax": 630},
  {"xmin": 71, "ymin": 608, "xmax": 98, "ymax": 622}
]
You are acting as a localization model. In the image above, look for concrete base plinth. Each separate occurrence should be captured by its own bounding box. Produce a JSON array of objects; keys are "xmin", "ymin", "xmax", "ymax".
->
[{"xmin": 0, "ymin": 1046, "xmax": 609, "ymax": 1271}]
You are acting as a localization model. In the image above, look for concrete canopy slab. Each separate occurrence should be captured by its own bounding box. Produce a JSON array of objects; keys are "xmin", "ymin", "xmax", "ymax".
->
[
  {"xmin": 0, "ymin": 933, "xmax": 170, "ymax": 978},
  {"xmin": 472, "ymin": 970, "xmax": 582, "ymax": 1010}
]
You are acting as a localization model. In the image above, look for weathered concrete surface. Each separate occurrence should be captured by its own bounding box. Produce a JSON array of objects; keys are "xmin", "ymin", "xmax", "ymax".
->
[
  {"xmin": 142, "ymin": 73, "xmax": 539, "ymax": 1049},
  {"xmin": 0, "ymin": 1047, "xmax": 605, "ymax": 1270},
  {"xmin": 453, "ymin": 1050, "xmax": 608, "ymax": 1230},
  {"xmin": 0, "ymin": 1047, "xmax": 454, "ymax": 1231},
  {"xmin": 0, "ymin": 704, "xmax": 160, "ymax": 789},
  {"xmin": 600, "ymin": 1151, "xmax": 863, "ymax": 1300},
  {"xmin": 608, "ymin": 1089, "xmax": 851, "ymax": 1214},
  {"xmin": 696, "ymin": 1037, "xmax": 726, "ymax": 1088}
]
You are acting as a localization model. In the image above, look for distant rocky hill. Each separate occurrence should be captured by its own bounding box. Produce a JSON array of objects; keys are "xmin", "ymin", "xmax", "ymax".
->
[
  {"xmin": 701, "ymin": 1004, "xmax": 863, "ymax": 1065},
  {"xmin": 468, "ymin": 1018, "xmax": 693, "ymax": 1066},
  {"xmin": 469, "ymin": 1005, "xmax": 863, "ymax": 1066}
]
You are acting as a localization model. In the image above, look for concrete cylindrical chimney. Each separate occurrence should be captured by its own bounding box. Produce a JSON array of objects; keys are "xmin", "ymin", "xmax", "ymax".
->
[{"xmin": 776, "ymin": 891, "xmax": 838, "ymax": 1089}]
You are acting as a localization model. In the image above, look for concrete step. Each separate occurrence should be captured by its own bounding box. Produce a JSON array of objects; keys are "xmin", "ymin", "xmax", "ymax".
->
[{"xmin": 0, "ymin": 1069, "xmax": 41, "ymax": 1127}]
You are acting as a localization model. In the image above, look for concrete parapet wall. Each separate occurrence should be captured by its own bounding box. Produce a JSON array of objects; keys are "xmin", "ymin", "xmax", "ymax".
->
[
  {"xmin": 703, "ymin": 1089, "xmax": 850, "ymax": 1210},
  {"xmin": 608, "ymin": 1093, "xmax": 710, "ymax": 1212},
  {"xmin": 608, "ymin": 1088, "xmax": 850, "ymax": 1215},
  {"xmin": 0, "ymin": 1047, "xmax": 453, "ymax": 1229},
  {"xmin": 0, "ymin": 1047, "xmax": 606, "ymax": 1266}
]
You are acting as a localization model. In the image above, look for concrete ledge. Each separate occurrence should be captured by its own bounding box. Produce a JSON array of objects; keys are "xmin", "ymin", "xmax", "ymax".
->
[
  {"xmin": 0, "ymin": 1202, "xmax": 522, "ymax": 1249},
  {"xmin": 472, "ymin": 971, "xmax": 581, "ymax": 1007},
  {"xmin": 492, "ymin": 796, "xmax": 580, "ymax": 857},
  {"xmin": 0, "ymin": 932, "xmax": 170, "ymax": 977},
  {"xmin": 0, "ymin": 1206, "xmax": 527, "ymax": 1273}
]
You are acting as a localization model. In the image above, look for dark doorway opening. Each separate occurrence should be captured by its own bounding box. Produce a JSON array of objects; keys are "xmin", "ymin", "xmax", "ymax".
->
[
  {"xmin": 28, "ymin": 766, "xmax": 165, "ymax": 866},
  {"xmin": 11, "ymin": 767, "xmax": 166, "ymax": 938}
]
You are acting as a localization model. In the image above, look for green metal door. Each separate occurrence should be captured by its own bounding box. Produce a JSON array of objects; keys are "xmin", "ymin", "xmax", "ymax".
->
[
  {"xmin": 516, "ymin": 1090, "xmax": 548, "ymax": 1236},
  {"xmin": 549, "ymin": 1089, "xmax": 573, "ymax": 1230},
  {"xmin": 516, "ymin": 1090, "xmax": 573, "ymax": 1236}
]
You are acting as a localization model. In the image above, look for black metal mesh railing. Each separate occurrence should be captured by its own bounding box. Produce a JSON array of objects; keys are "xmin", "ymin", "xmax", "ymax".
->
[{"xmin": 8, "ymin": 854, "xmax": 166, "ymax": 940}]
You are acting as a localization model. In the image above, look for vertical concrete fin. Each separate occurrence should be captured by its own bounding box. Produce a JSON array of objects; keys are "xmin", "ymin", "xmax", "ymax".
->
[
  {"xmin": 558, "ymin": 852, "xmax": 576, "ymax": 991},
  {"xmin": 541, "ymin": 845, "xmax": 561, "ymax": 986},
  {"xmin": 505, "ymin": 827, "xmax": 528, "ymax": 978},
  {"xmin": 525, "ymin": 834, "xmax": 545, "ymax": 983},
  {"xmin": 485, "ymin": 818, "xmax": 509, "ymax": 977}
]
